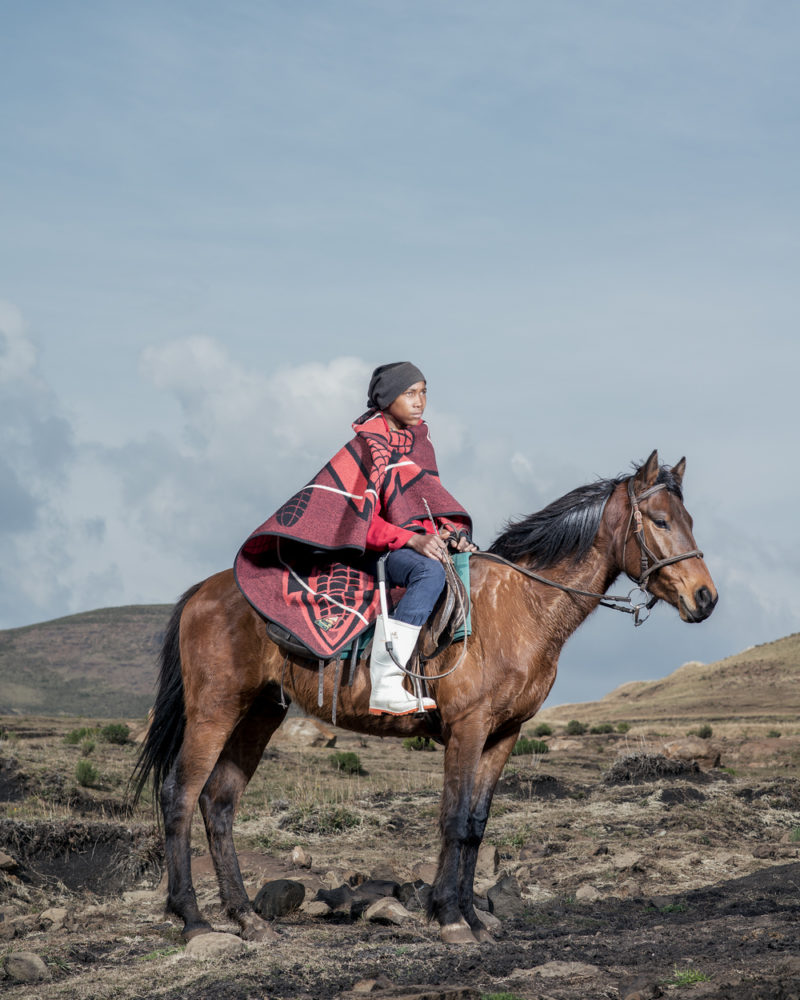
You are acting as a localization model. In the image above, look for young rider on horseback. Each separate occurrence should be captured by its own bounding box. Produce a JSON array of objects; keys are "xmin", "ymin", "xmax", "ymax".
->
[{"xmin": 357, "ymin": 362, "xmax": 477, "ymax": 716}]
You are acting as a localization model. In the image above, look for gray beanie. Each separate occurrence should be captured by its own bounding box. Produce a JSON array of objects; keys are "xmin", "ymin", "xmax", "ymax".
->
[{"xmin": 366, "ymin": 362, "xmax": 425, "ymax": 411}]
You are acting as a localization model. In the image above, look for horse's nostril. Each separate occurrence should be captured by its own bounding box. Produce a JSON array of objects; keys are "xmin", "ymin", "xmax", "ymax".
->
[{"xmin": 696, "ymin": 585, "xmax": 714, "ymax": 610}]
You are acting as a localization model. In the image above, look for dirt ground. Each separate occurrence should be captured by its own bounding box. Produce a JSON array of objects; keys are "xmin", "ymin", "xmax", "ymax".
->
[{"xmin": 1, "ymin": 716, "xmax": 799, "ymax": 999}]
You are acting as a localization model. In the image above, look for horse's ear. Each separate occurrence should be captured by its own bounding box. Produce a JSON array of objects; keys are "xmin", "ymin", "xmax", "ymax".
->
[
  {"xmin": 635, "ymin": 450, "xmax": 660, "ymax": 488},
  {"xmin": 671, "ymin": 457, "xmax": 686, "ymax": 487}
]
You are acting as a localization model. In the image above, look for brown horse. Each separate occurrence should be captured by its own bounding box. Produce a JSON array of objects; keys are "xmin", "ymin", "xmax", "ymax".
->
[{"xmin": 133, "ymin": 450, "xmax": 717, "ymax": 945}]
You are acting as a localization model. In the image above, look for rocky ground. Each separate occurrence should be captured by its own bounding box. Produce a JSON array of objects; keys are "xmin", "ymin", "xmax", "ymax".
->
[{"xmin": 1, "ymin": 715, "xmax": 799, "ymax": 1000}]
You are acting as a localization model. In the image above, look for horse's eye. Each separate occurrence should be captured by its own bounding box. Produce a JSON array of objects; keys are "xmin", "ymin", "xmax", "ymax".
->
[{"xmin": 653, "ymin": 518, "xmax": 668, "ymax": 530}]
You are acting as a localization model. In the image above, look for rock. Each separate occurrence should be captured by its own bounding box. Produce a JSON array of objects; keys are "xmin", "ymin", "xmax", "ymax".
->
[
  {"xmin": 271, "ymin": 718, "xmax": 336, "ymax": 749},
  {"xmin": 0, "ymin": 852, "xmax": 16, "ymax": 871},
  {"xmin": 183, "ymin": 932, "xmax": 246, "ymax": 961},
  {"xmin": 619, "ymin": 974, "xmax": 664, "ymax": 999},
  {"xmin": 39, "ymin": 907, "xmax": 69, "ymax": 931},
  {"xmin": 477, "ymin": 909, "xmax": 502, "ymax": 933},
  {"xmin": 363, "ymin": 897, "xmax": 416, "ymax": 925},
  {"xmin": 3, "ymin": 952, "xmax": 51, "ymax": 983},
  {"xmin": 253, "ymin": 879, "xmax": 306, "ymax": 919},
  {"xmin": 612, "ymin": 850, "xmax": 642, "ymax": 871},
  {"xmin": 487, "ymin": 875, "xmax": 525, "ymax": 919},
  {"xmin": 475, "ymin": 842, "xmax": 499, "ymax": 879},
  {"xmin": 532, "ymin": 960, "xmax": 600, "ymax": 980},
  {"xmin": 302, "ymin": 899, "xmax": 333, "ymax": 917},
  {"xmin": 411, "ymin": 860, "xmax": 438, "ymax": 883},
  {"xmin": 662, "ymin": 737, "xmax": 720, "ymax": 769},
  {"xmin": 575, "ymin": 884, "xmax": 602, "ymax": 902},
  {"xmin": 289, "ymin": 845, "xmax": 312, "ymax": 868},
  {"xmin": 352, "ymin": 974, "xmax": 395, "ymax": 993}
]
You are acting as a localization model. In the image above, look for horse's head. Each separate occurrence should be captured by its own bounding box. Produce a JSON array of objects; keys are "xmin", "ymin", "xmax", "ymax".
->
[{"xmin": 623, "ymin": 450, "xmax": 718, "ymax": 622}]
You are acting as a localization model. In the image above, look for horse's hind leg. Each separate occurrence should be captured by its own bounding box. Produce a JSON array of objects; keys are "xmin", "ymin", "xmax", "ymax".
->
[
  {"xmin": 199, "ymin": 685, "xmax": 289, "ymax": 941},
  {"xmin": 161, "ymin": 711, "xmax": 243, "ymax": 939},
  {"xmin": 458, "ymin": 728, "xmax": 520, "ymax": 942}
]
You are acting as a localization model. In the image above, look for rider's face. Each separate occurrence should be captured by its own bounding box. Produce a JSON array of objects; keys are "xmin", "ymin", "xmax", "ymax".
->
[{"xmin": 384, "ymin": 380, "xmax": 427, "ymax": 429}]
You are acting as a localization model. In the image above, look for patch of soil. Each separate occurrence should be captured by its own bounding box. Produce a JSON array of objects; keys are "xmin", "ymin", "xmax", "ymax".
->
[
  {"xmin": 604, "ymin": 751, "xmax": 703, "ymax": 783},
  {"xmin": 0, "ymin": 757, "xmax": 28, "ymax": 801},
  {"xmin": 0, "ymin": 819, "xmax": 162, "ymax": 893},
  {"xmin": 495, "ymin": 771, "xmax": 574, "ymax": 799}
]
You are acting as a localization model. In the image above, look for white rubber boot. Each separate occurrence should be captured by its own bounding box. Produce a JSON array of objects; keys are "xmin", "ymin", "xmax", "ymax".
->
[{"xmin": 368, "ymin": 617, "xmax": 437, "ymax": 716}]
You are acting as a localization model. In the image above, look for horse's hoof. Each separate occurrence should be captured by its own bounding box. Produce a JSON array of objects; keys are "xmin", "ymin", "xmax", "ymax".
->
[
  {"xmin": 472, "ymin": 926, "xmax": 494, "ymax": 943},
  {"xmin": 439, "ymin": 920, "xmax": 478, "ymax": 945},
  {"xmin": 183, "ymin": 922, "xmax": 214, "ymax": 941}
]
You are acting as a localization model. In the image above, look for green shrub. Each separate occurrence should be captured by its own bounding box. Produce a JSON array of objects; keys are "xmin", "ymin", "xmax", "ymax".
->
[
  {"xmin": 511, "ymin": 736, "xmax": 549, "ymax": 756},
  {"xmin": 616, "ymin": 722, "xmax": 630, "ymax": 733},
  {"xmin": 80, "ymin": 740, "xmax": 96, "ymax": 755},
  {"xmin": 789, "ymin": 827, "xmax": 800, "ymax": 843},
  {"xmin": 65, "ymin": 726, "xmax": 96, "ymax": 745},
  {"xmin": 532, "ymin": 723, "xmax": 552, "ymax": 737},
  {"xmin": 329, "ymin": 751, "xmax": 365, "ymax": 775},
  {"xmin": 100, "ymin": 723, "xmax": 130, "ymax": 745},
  {"xmin": 75, "ymin": 760, "xmax": 99, "ymax": 787},
  {"xmin": 589, "ymin": 723, "xmax": 614, "ymax": 734},
  {"xmin": 565, "ymin": 720, "xmax": 587, "ymax": 736},
  {"xmin": 402, "ymin": 736, "xmax": 437, "ymax": 751},
  {"xmin": 695, "ymin": 724, "xmax": 713, "ymax": 739},
  {"xmin": 766, "ymin": 729, "xmax": 781, "ymax": 738}
]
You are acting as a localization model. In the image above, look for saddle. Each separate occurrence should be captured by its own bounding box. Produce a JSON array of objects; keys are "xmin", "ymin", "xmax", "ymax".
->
[{"xmin": 265, "ymin": 553, "xmax": 469, "ymax": 667}]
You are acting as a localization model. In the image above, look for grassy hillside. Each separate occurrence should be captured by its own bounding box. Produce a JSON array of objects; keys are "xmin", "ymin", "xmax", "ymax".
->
[
  {"xmin": 539, "ymin": 632, "xmax": 800, "ymax": 726},
  {"xmin": 0, "ymin": 605, "xmax": 171, "ymax": 717}
]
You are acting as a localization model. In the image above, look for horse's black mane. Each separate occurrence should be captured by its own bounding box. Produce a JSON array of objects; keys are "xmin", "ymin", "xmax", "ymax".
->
[{"xmin": 488, "ymin": 462, "xmax": 683, "ymax": 568}]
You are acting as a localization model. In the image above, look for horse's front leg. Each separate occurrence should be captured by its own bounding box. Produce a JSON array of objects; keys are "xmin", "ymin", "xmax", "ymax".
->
[
  {"xmin": 458, "ymin": 727, "xmax": 520, "ymax": 941},
  {"xmin": 199, "ymin": 693, "xmax": 288, "ymax": 941},
  {"xmin": 428, "ymin": 723, "xmax": 488, "ymax": 944}
]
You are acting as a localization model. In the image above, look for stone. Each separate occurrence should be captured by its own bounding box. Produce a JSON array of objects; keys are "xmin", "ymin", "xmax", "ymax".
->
[
  {"xmin": 575, "ymin": 884, "xmax": 602, "ymax": 902},
  {"xmin": 662, "ymin": 737, "xmax": 720, "ymax": 769},
  {"xmin": 363, "ymin": 897, "xmax": 416, "ymax": 926},
  {"xmin": 253, "ymin": 879, "xmax": 306, "ymax": 919},
  {"xmin": 411, "ymin": 860, "xmax": 438, "ymax": 883},
  {"xmin": 532, "ymin": 960, "xmax": 600, "ymax": 980},
  {"xmin": 475, "ymin": 842, "xmax": 499, "ymax": 879},
  {"xmin": 39, "ymin": 907, "xmax": 69, "ymax": 931},
  {"xmin": 271, "ymin": 717, "xmax": 336, "ymax": 748},
  {"xmin": 183, "ymin": 932, "xmax": 246, "ymax": 961},
  {"xmin": 352, "ymin": 974, "xmax": 395, "ymax": 993},
  {"xmin": 619, "ymin": 974, "xmax": 664, "ymax": 999},
  {"xmin": 302, "ymin": 899, "xmax": 333, "ymax": 917},
  {"xmin": 0, "ymin": 851, "xmax": 16, "ymax": 871},
  {"xmin": 3, "ymin": 952, "xmax": 51, "ymax": 983},
  {"xmin": 476, "ymin": 909, "xmax": 502, "ymax": 933},
  {"xmin": 612, "ymin": 850, "xmax": 642, "ymax": 871},
  {"xmin": 289, "ymin": 845, "xmax": 313, "ymax": 868},
  {"xmin": 487, "ymin": 875, "xmax": 525, "ymax": 919}
]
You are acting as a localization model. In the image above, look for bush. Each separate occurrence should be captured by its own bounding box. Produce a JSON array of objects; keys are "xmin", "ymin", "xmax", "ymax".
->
[
  {"xmin": 689, "ymin": 724, "xmax": 713, "ymax": 740},
  {"xmin": 402, "ymin": 736, "xmax": 437, "ymax": 751},
  {"xmin": 532, "ymin": 722, "xmax": 552, "ymax": 737},
  {"xmin": 767, "ymin": 730, "xmax": 781, "ymax": 738},
  {"xmin": 75, "ymin": 760, "xmax": 99, "ymax": 787},
  {"xmin": 329, "ymin": 751, "xmax": 365, "ymax": 775},
  {"xmin": 589, "ymin": 723, "xmax": 614, "ymax": 734},
  {"xmin": 616, "ymin": 722, "xmax": 630, "ymax": 733},
  {"xmin": 80, "ymin": 740, "xmax": 96, "ymax": 755},
  {"xmin": 65, "ymin": 726, "xmax": 96, "ymax": 745},
  {"xmin": 511, "ymin": 737, "xmax": 549, "ymax": 756},
  {"xmin": 100, "ymin": 723, "xmax": 130, "ymax": 745},
  {"xmin": 565, "ymin": 720, "xmax": 587, "ymax": 736}
]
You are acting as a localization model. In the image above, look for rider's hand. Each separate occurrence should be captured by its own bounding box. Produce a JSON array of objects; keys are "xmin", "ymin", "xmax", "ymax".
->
[
  {"xmin": 406, "ymin": 532, "xmax": 449, "ymax": 563},
  {"xmin": 437, "ymin": 525, "xmax": 478, "ymax": 554}
]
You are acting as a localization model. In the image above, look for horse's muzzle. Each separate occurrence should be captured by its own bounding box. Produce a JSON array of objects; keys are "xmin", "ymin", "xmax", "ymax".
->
[{"xmin": 680, "ymin": 585, "xmax": 718, "ymax": 622}]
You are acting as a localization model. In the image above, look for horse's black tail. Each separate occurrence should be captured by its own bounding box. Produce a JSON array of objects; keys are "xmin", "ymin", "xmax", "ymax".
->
[{"xmin": 130, "ymin": 582, "xmax": 203, "ymax": 810}]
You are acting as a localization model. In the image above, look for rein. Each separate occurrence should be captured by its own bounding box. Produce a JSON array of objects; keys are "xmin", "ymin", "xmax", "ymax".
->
[{"xmin": 476, "ymin": 479, "xmax": 704, "ymax": 628}]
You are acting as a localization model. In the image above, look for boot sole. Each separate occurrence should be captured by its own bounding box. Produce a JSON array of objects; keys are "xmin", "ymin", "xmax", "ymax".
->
[{"xmin": 368, "ymin": 706, "xmax": 435, "ymax": 716}]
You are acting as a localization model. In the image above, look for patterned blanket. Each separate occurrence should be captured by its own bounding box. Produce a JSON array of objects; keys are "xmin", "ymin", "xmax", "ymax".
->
[{"xmin": 234, "ymin": 414, "xmax": 471, "ymax": 658}]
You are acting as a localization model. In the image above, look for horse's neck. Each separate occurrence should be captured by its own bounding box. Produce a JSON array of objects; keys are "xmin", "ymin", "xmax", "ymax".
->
[{"xmin": 515, "ymin": 524, "xmax": 624, "ymax": 648}]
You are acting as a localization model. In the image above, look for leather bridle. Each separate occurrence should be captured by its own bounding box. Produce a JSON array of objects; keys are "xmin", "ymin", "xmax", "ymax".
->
[{"xmin": 476, "ymin": 476, "xmax": 704, "ymax": 627}]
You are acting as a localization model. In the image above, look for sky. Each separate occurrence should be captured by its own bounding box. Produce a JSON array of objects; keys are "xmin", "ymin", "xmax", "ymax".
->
[{"xmin": 1, "ymin": 1, "xmax": 799, "ymax": 706}]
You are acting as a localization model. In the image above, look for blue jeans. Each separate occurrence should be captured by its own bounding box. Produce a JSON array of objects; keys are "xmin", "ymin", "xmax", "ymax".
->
[{"xmin": 384, "ymin": 548, "xmax": 446, "ymax": 626}]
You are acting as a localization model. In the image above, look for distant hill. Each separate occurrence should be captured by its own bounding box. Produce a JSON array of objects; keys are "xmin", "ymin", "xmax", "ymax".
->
[
  {"xmin": 539, "ymin": 632, "xmax": 800, "ymax": 725},
  {"xmin": 0, "ymin": 605, "xmax": 171, "ymax": 718}
]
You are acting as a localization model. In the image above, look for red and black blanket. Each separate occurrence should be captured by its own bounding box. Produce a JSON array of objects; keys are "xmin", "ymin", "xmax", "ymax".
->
[{"xmin": 234, "ymin": 414, "xmax": 471, "ymax": 658}]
